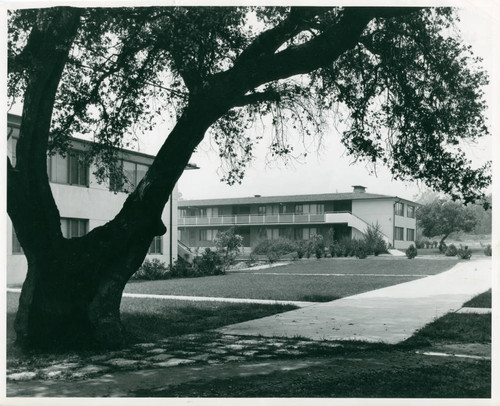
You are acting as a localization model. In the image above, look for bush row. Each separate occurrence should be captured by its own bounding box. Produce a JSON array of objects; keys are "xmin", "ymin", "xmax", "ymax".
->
[
  {"xmin": 405, "ymin": 243, "xmax": 474, "ymax": 260},
  {"xmin": 131, "ymin": 248, "xmax": 226, "ymax": 280},
  {"xmin": 251, "ymin": 224, "xmax": 388, "ymax": 262}
]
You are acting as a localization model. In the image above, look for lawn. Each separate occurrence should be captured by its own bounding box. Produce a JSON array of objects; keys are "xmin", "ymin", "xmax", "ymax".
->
[
  {"xmin": 125, "ymin": 257, "xmax": 460, "ymax": 302},
  {"xmin": 464, "ymin": 289, "xmax": 492, "ymax": 308},
  {"xmin": 6, "ymin": 292, "xmax": 296, "ymax": 359}
]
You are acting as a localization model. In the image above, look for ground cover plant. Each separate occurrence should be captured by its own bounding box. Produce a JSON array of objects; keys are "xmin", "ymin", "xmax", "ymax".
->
[{"xmin": 125, "ymin": 257, "xmax": 459, "ymax": 302}]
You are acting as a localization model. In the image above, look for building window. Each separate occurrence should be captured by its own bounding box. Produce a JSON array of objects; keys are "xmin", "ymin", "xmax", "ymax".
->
[
  {"xmin": 258, "ymin": 228, "xmax": 267, "ymax": 239},
  {"xmin": 279, "ymin": 228, "xmax": 292, "ymax": 239},
  {"xmin": 407, "ymin": 228, "xmax": 415, "ymax": 242},
  {"xmin": 48, "ymin": 151, "xmax": 89, "ymax": 186},
  {"xmin": 395, "ymin": 202, "xmax": 405, "ymax": 216},
  {"xmin": 61, "ymin": 218, "xmax": 88, "ymax": 238},
  {"xmin": 199, "ymin": 208, "xmax": 207, "ymax": 217},
  {"xmin": 294, "ymin": 228, "xmax": 303, "ymax": 240},
  {"xmin": 294, "ymin": 204, "xmax": 303, "ymax": 214},
  {"xmin": 303, "ymin": 227, "xmax": 317, "ymax": 240},
  {"xmin": 199, "ymin": 229, "xmax": 207, "ymax": 241},
  {"xmin": 407, "ymin": 205, "xmax": 415, "ymax": 218},
  {"xmin": 110, "ymin": 160, "xmax": 149, "ymax": 192},
  {"xmin": 258, "ymin": 206, "xmax": 266, "ymax": 215},
  {"xmin": 149, "ymin": 236, "xmax": 162, "ymax": 254},
  {"xmin": 394, "ymin": 226, "xmax": 404, "ymax": 241},
  {"xmin": 12, "ymin": 228, "xmax": 23, "ymax": 254}
]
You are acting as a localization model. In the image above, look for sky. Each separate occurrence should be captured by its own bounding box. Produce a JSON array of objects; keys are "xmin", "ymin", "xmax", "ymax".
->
[{"xmin": 4, "ymin": 3, "xmax": 497, "ymax": 203}]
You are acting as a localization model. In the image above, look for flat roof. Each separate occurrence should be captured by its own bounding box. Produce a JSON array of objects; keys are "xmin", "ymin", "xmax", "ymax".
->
[{"xmin": 178, "ymin": 192, "xmax": 418, "ymax": 207}]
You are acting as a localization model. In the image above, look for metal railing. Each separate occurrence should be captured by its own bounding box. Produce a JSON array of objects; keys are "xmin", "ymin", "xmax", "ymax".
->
[{"xmin": 178, "ymin": 211, "xmax": 352, "ymax": 226}]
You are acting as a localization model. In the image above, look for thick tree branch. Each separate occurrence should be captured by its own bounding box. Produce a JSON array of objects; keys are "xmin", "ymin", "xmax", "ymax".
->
[
  {"xmin": 235, "ymin": 7, "xmax": 332, "ymax": 66},
  {"xmin": 221, "ymin": 7, "xmax": 424, "ymax": 102}
]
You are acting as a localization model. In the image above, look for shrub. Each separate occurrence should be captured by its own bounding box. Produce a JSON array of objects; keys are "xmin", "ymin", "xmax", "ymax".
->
[
  {"xmin": 363, "ymin": 223, "xmax": 388, "ymax": 256},
  {"xmin": 215, "ymin": 228, "xmax": 243, "ymax": 269},
  {"xmin": 355, "ymin": 242, "xmax": 368, "ymax": 259},
  {"xmin": 193, "ymin": 248, "xmax": 225, "ymax": 275},
  {"xmin": 445, "ymin": 244, "xmax": 458, "ymax": 257},
  {"xmin": 415, "ymin": 240, "xmax": 425, "ymax": 249},
  {"xmin": 169, "ymin": 257, "xmax": 194, "ymax": 278},
  {"xmin": 484, "ymin": 244, "xmax": 492, "ymax": 256},
  {"xmin": 252, "ymin": 238, "xmax": 297, "ymax": 263},
  {"xmin": 432, "ymin": 241, "xmax": 438, "ymax": 249},
  {"xmin": 406, "ymin": 244, "xmax": 418, "ymax": 259},
  {"xmin": 439, "ymin": 241, "xmax": 447, "ymax": 253},
  {"xmin": 310, "ymin": 235, "xmax": 325, "ymax": 259},
  {"xmin": 296, "ymin": 241, "xmax": 307, "ymax": 259},
  {"xmin": 131, "ymin": 258, "xmax": 169, "ymax": 280},
  {"xmin": 457, "ymin": 245, "xmax": 472, "ymax": 260}
]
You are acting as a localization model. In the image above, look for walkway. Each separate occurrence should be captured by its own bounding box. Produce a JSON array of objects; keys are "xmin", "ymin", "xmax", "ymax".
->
[
  {"xmin": 6, "ymin": 288, "xmax": 315, "ymax": 308},
  {"xmin": 219, "ymin": 258, "xmax": 491, "ymax": 344}
]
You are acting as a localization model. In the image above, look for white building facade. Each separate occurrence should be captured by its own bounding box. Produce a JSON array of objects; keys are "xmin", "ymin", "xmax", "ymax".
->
[{"xmin": 7, "ymin": 113, "xmax": 184, "ymax": 285}]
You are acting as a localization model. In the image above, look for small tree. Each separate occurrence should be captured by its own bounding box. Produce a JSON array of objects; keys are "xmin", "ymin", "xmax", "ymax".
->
[
  {"xmin": 418, "ymin": 199, "xmax": 478, "ymax": 247},
  {"xmin": 363, "ymin": 223, "xmax": 388, "ymax": 256},
  {"xmin": 215, "ymin": 228, "xmax": 243, "ymax": 269}
]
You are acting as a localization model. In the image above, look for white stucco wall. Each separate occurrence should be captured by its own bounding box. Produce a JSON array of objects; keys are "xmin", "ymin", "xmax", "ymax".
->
[
  {"xmin": 7, "ymin": 137, "xmax": 178, "ymax": 285},
  {"xmin": 351, "ymin": 198, "xmax": 417, "ymax": 250},
  {"xmin": 351, "ymin": 199, "xmax": 394, "ymax": 241}
]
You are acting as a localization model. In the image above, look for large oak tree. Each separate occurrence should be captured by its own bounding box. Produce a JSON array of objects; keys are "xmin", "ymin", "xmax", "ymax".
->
[{"xmin": 7, "ymin": 6, "xmax": 490, "ymax": 349}]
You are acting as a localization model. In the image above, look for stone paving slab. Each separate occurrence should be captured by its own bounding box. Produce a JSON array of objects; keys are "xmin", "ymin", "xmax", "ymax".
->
[{"xmin": 218, "ymin": 259, "xmax": 491, "ymax": 344}]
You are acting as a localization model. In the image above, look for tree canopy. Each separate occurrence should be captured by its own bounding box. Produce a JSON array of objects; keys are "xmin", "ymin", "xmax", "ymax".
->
[
  {"xmin": 6, "ymin": 6, "xmax": 492, "ymax": 349},
  {"xmin": 8, "ymin": 6, "xmax": 491, "ymax": 202},
  {"xmin": 417, "ymin": 199, "xmax": 478, "ymax": 243}
]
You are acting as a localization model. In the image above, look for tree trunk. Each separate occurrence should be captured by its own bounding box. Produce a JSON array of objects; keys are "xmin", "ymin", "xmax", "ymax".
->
[{"xmin": 12, "ymin": 81, "xmax": 226, "ymax": 349}]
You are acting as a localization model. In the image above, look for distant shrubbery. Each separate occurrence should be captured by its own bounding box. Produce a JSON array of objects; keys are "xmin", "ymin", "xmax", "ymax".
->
[
  {"xmin": 456, "ymin": 245, "xmax": 472, "ymax": 260},
  {"xmin": 132, "ymin": 248, "xmax": 226, "ymax": 281},
  {"xmin": 445, "ymin": 244, "xmax": 458, "ymax": 257},
  {"xmin": 252, "ymin": 238, "xmax": 298, "ymax": 263},
  {"xmin": 130, "ymin": 258, "xmax": 170, "ymax": 280},
  {"xmin": 250, "ymin": 223, "xmax": 389, "ymax": 263},
  {"xmin": 484, "ymin": 245, "xmax": 492, "ymax": 257},
  {"xmin": 406, "ymin": 244, "xmax": 417, "ymax": 259}
]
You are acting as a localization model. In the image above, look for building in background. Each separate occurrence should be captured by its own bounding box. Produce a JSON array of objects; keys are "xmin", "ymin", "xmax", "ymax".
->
[
  {"xmin": 178, "ymin": 185, "xmax": 418, "ymax": 252},
  {"xmin": 7, "ymin": 113, "xmax": 197, "ymax": 285}
]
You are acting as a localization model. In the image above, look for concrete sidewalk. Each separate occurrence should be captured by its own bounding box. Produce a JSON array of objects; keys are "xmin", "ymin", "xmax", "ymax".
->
[{"xmin": 219, "ymin": 258, "xmax": 492, "ymax": 344}]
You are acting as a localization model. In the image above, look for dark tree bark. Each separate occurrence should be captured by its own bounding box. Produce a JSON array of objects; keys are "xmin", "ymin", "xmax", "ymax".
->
[{"xmin": 9, "ymin": 7, "xmax": 422, "ymax": 349}]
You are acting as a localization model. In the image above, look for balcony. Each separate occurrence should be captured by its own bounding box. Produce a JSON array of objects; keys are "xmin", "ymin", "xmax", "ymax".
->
[{"xmin": 178, "ymin": 211, "xmax": 353, "ymax": 227}]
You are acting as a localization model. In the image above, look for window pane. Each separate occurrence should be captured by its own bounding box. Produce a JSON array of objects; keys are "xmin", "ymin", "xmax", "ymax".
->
[
  {"xmin": 136, "ymin": 163, "xmax": 148, "ymax": 186},
  {"xmin": 51, "ymin": 154, "xmax": 68, "ymax": 184},
  {"xmin": 123, "ymin": 161, "xmax": 136, "ymax": 189}
]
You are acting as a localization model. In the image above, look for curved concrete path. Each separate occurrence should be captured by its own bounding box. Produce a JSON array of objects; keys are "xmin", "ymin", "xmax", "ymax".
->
[{"xmin": 218, "ymin": 258, "xmax": 492, "ymax": 344}]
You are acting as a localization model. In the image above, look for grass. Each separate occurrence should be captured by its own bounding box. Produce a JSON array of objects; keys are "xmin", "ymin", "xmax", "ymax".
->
[
  {"xmin": 464, "ymin": 289, "xmax": 492, "ymax": 308},
  {"xmin": 141, "ymin": 355, "xmax": 490, "ymax": 398},
  {"xmin": 404, "ymin": 313, "xmax": 491, "ymax": 346},
  {"xmin": 133, "ymin": 309, "xmax": 492, "ymax": 398},
  {"xmin": 120, "ymin": 296, "xmax": 296, "ymax": 342},
  {"xmin": 125, "ymin": 257, "xmax": 459, "ymax": 302},
  {"xmin": 6, "ymin": 292, "xmax": 296, "ymax": 360}
]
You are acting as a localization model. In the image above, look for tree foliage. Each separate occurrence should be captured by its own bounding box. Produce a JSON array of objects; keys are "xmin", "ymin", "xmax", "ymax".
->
[
  {"xmin": 8, "ymin": 6, "xmax": 491, "ymax": 202},
  {"xmin": 6, "ymin": 6, "xmax": 492, "ymax": 349},
  {"xmin": 417, "ymin": 199, "xmax": 478, "ymax": 243}
]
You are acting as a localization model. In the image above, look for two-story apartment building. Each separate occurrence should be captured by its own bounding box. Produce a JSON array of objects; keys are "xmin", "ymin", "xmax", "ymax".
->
[
  {"xmin": 178, "ymin": 186, "xmax": 418, "ymax": 252},
  {"xmin": 7, "ymin": 113, "xmax": 196, "ymax": 285}
]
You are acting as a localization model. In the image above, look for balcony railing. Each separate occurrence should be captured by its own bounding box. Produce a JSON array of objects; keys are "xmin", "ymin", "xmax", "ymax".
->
[{"xmin": 178, "ymin": 211, "xmax": 352, "ymax": 226}]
